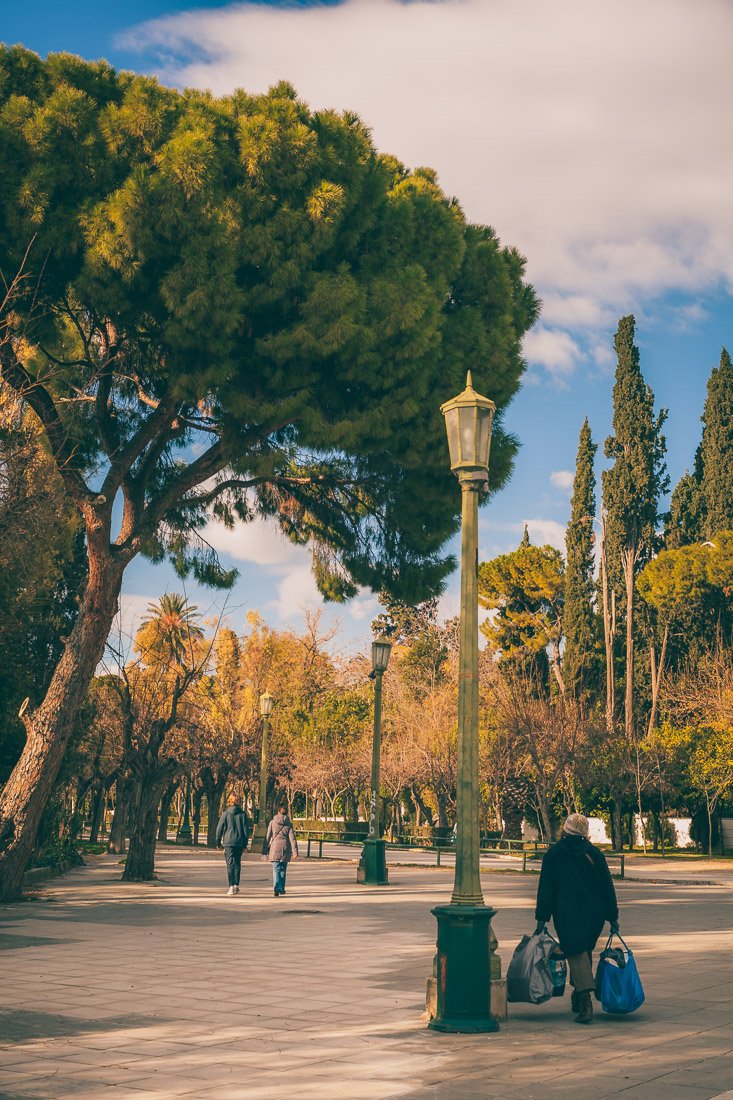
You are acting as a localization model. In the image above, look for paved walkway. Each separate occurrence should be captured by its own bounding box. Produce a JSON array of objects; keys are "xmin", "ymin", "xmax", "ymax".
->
[{"xmin": 2, "ymin": 849, "xmax": 733, "ymax": 1099}]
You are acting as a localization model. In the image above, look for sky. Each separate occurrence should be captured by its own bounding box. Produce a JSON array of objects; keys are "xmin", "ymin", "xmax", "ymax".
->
[{"xmin": 4, "ymin": 0, "xmax": 733, "ymax": 652}]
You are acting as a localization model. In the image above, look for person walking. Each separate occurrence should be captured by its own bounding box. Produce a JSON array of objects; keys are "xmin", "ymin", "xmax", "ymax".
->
[
  {"xmin": 216, "ymin": 795, "xmax": 249, "ymax": 896},
  {"xmin": 264, "ymin": 804, "xmax": 298, "ymax": 897},
  {"xmin": 535, "ymin": 813, "xmax": 619, "ymax": 1025}
]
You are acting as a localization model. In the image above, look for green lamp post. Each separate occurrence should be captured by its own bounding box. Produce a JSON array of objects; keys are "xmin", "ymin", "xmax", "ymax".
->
[
  {"xmin": 358, "ymin": 638, "xmax": 392, "ymax": 885},
  {"xmin": 428, "ymin": 371, "xmax": 499, "ymax": 1034},
  {"xmin": 252, "ymin": 691, "xmax": 274, "ymax": 846}
]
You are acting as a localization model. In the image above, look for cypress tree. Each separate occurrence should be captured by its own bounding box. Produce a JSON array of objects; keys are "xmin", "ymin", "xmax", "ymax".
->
[
  {"xmin": 665, "ymin": 460, "xmax": 703, "ymax": 549},
  {"xmin": 602, "ymin": 316, "xmax": 668, "ymax": 739},
  {"xmin": 563, "ymin": 418, "xmax": 598, "ymax": 700},
  {"xmin": 700, "ymin": 348, "xmax": 733, "ymax": 538}
]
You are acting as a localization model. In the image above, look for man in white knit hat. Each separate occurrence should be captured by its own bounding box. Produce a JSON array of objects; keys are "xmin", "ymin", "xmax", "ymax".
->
[{"xmin": 535, "ymin": 813, "xmax": 619, "ymax": 1024}]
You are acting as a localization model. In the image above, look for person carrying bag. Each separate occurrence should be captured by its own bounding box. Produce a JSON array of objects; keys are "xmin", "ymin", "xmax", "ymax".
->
[{"xmin": 534, "ymin": 813, "xmax": 620, "ymax": 1025}]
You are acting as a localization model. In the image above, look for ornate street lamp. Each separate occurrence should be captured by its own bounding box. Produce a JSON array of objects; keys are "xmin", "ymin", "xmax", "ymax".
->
[
  {"xmin": 428, "ymin": 371, "xmax": 500, "ymax": 1033},
  {"xmin": 252, "ymin": 691, "xmax": 275, "ymax": 846},
  {"xmin": 358, "ymin": 638, "xmax": 392, "ymax": 885}
]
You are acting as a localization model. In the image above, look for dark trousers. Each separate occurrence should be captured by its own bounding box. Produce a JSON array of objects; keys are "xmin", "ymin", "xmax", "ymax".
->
[{"xmin": 224, "ymin": 846, "xmax": 244, "ymax": 887}]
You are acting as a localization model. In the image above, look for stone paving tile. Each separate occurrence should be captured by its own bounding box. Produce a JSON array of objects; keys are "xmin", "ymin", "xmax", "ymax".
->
[{"xmin": 2, "ymin": 851, "xmax": 733, "ymax": 1099}]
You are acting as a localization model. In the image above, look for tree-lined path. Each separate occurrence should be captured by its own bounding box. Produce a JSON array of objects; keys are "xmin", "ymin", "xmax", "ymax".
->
[{"xmin": 2, "ymin": 855, "xmax": 733, "ymax": 1099}]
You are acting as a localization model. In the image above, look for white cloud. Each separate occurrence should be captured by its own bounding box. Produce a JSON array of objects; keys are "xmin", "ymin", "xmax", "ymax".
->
[
  {"xmin": 523, "ymin": 328, "xmax": 581, "ymax": 377},
  {"xmin": 268, "ymin": 564, "xmax": 322, "ymax": 621},
  {"xmin": 550, "ymin": 470, "xmax": 574, "ymax": 492},
  {"xmin": 122, "ymin": 0, "xmax": 733, "ymax": 380},
  {"xmin": 202, "ymin": 515, "xmax": 305, "ymax": 568},
  {"xmin": 523, "ymin": 518, "xmax": 567, "ymax": 553}
]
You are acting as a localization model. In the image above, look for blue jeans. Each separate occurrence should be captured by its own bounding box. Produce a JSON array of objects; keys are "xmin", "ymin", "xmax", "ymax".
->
[{"xmin": 272, "ymin": 860, "xmax": 287, "ymax": 894}]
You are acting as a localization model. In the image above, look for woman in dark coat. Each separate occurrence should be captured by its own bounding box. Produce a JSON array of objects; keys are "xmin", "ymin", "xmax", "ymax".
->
[{"xmin": 535, "ymin": 813, "xmax": 619, "ymax": 1024}]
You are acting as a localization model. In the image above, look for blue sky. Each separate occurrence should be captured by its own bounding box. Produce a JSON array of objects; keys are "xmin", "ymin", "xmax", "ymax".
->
[{"xmin": 4, "ymin": 0, "xmax": 733, "ymax": 650}]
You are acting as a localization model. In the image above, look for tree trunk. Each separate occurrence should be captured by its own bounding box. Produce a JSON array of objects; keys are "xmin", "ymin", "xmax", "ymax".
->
[
  {"xmin": 158, "ymin": 783, "xmax": 176, "ymax": 843},
  {"xmin": 192, "ymin": 785, "xmax": 203, "ymax": 847},
  {"xmin": 600, "ymin": 512, "xmax": 615, "ymax": 735},
  {"xmin": 551, "ymin": 639, "xmax": 566, "ymax": 697},
  {"xmin": 536, "ymin": 790, "xmax": 557, "ymax": 843},
  {"xmin": 202, "ymin": 769, "xmax": 228, "ymax": 848},
  {"xmin": 647, "ymin": 624, "xmax": 669, "ymax": 737},
  {"xmin": 622, "ymin": 547, "xmax": 636, "ymax": 740},
  {"xmin": 123, "ymin": 764, "xmax": 175, "ymax": 882},
  {"xmin": 0, "ymin": 556, "xmax": 124, "ymax": 900},
  {"xmin": 88, "ymin": 782, "xmax": 105, "ymax": 844},
  {"xmin": 412, "ymin": 785, "xmax": 434, "ymax": 827},
  {"xmin": 611, "ymin": 801, "xmax": 623, "ymax": 851},
  {"xmin": 108, "ymin": 775, "xmax": 134, "ymax": 854}
]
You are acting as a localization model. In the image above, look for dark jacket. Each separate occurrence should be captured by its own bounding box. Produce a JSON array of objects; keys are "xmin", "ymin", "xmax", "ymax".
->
[
  {"xmin": 535, "ymin": 834, "xmax": 618, "ymax": 956},
  {"xmin": 216, "ymin": 805, "xmax": 249, "ymax": 849},
  {"xmin": 265, "ymin": 813, "xmax": 298, "ymax": 862}
]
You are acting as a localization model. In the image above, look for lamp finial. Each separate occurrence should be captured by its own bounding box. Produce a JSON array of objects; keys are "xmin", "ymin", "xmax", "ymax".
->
[{"xmin": 466, "ymin": 370, "xmax": 473, "ymax": 389}]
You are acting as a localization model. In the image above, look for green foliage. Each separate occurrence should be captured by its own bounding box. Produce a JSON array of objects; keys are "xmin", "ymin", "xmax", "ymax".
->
[
  {"xmin": 134, "ymin": 593, "xmax": 204, "ymax": 669},
  {"xmin": 666, "ymin": 466, "xmax": 704, "ymax": 548},
  {"xmin": 0, "ymin": 45, "xmax": 539, "ymax": 605},
  {"xmin": 479, "ymin": 537, "xmax": 564, "ymax": 662},
  {"xmin": 700, "ymin": 348, "xmax": 733, "ymax": 539},
  {"xmin": 563, "ymin": 418, "xmax": 599, "ymax": 699},
  {"xmin": 637, "ymin": 532, "xmax": 733, "ymax": 654},
  {"xmin": 602, "ymin": 315, "xmax": 669, "ymax": 588}
]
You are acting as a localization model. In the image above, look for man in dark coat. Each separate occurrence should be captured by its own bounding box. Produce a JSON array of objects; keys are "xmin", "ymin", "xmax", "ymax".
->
[
  {"xmin": 535, "ymin": 813, "xmax": 619, "ymax": 1024},
  {"xmin": 216, "ymin": 795, "xmax": 249, "ymax": 896}
]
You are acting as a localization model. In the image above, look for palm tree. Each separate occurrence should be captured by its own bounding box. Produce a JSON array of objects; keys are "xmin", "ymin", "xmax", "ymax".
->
[{"xmin": 135, "ymin": 593, "xmax": 204, "ymax": 668}]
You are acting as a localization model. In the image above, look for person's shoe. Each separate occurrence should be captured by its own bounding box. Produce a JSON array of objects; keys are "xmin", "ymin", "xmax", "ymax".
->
[
  {"xmin": 227, "ymin": 886, "xmax": 235, "ymax": 895},
  {"xmin": 233, "ymin": 885, "xmax": 240, "ymax": 894},
  {"xmin": 575, "ymin": 991, "xmax": 594, "ymax": 1025},
  {"xmin": 570, "ymin": 990, "xmax": 580, "ymax": 1013}
]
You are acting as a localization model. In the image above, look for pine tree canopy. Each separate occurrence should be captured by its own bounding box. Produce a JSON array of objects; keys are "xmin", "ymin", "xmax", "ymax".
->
[
  {"xmin": 0, "ymin": 47, "xmax": 538, "ymax": 604},
  {"xmin": 700, "ymin": 348, "xmax": 733, "ymax": 539},
  {"xmin": 637, "ymin": 531, "xmax": 733, "ymax": 627},
  {"xmin": 563, "ymin": 417, "xmax": 598, "ymax": 696},
  {"xmin": 478, "ymin": 540, "xmax": 564, "ymax": 658},
  {"xmin": 602, "ymin": 315, "xmax": 669, "ymax": 580}
]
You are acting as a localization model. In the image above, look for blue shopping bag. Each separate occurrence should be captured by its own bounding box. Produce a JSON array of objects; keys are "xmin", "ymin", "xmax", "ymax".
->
[{"xmin": 596, "ymin": 931, "xmax": 645, "ymax": 1015}]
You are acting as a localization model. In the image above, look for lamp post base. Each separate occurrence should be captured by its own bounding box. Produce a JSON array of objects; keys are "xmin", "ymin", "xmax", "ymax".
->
[
  {"xmin": 427, "ymin": 905, "xmax": 500, "ymax": 1033},
  {"xmin": 357, "ymin": 838, "xmax": 388, "ymax": 885},
  {"xmin": 252, "ymin": 821, "xmax": 267, "ymax": 849},
  {"xmin": 175, "ymin": 826, "xmax": 193, "ymax": 846}
]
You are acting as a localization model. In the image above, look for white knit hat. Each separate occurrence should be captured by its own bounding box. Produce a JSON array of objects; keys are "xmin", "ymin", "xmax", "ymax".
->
[{"xmin": 562, "ymin": 813, "xmax": 589, "ymax": 837}]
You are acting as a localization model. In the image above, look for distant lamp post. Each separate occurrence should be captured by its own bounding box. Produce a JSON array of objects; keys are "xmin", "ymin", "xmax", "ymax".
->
[
  {"xmin": 252, "ymin": 691, "xmax": 275, "ymax": 845},
  {"xmin": 358, "ymin": 638, "xmax": 392, "ymax": 885},
  {"xmin": 429, "ymin": 371, "xmax": 500, "ymax": 1033},
  {"xmin": 176, "ymin": 774, "xmax": 193, "ymax": 845}
]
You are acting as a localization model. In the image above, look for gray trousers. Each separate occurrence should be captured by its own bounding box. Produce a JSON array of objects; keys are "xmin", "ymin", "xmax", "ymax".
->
[{"xmin": 567, "ymin": 951, "xmax": 594, "ymax": 993}]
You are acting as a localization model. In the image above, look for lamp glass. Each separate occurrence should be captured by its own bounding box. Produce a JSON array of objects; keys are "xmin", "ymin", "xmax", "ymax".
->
[
  {"xmin": 260, "ymin": 691, "xmax": 274, "ymax": 717},
  {"xmin": 371, "ymin": 639, "xmax": 392, "ymax": 674},
  {"xmin": 444, "ymin": 406, "xmax": 461, "ymax": 470},
  {"xmin": 440, "ymin": 372, "xmax": 495, "ymax": 478}
]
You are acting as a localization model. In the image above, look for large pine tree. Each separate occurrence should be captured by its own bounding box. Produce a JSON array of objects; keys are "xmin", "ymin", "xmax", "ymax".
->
[
  {"xmin": 700, "ymin": 348, "xmax": 733, "ymax": 538},
  {"xmin": 563, "ymin": 418, "xmax": 598, "ymax": 701},
  {"xmin": 602, "ymin": 316, "xmax": 668, "ymax": 739}
]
